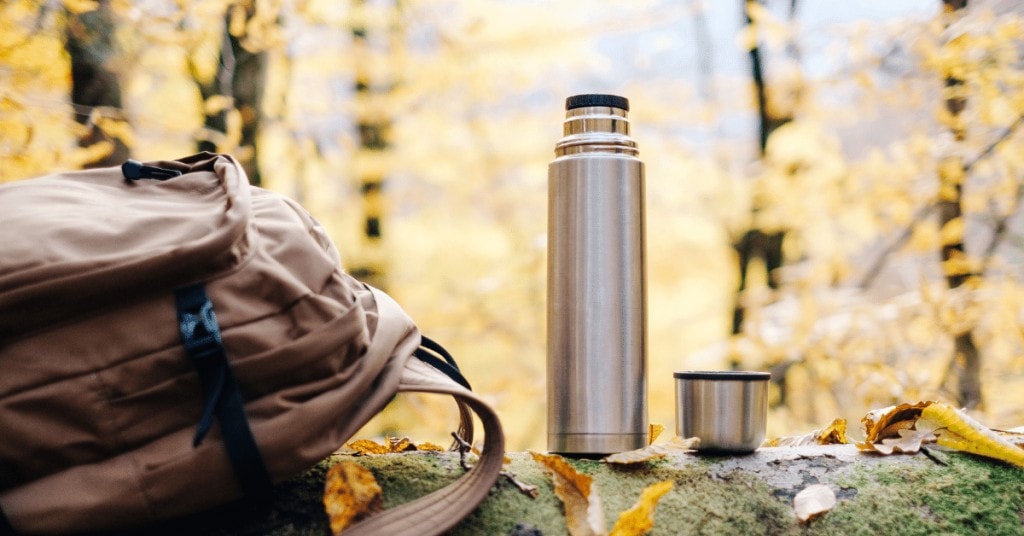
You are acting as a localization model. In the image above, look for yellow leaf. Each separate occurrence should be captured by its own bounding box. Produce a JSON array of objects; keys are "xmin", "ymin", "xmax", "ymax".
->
[
  {"xmin": 346, "ymin": 439, "xmax": 390, "ymax": 455},
  {"xmin": 941, "ymin": 252, "xmax": 979, "ymax": 278},
  {"xmin": 531, "ymin": 452, "xmax": 606, "ymax": 536},
  {"xmin": 322, "ymin": 461, "xmax": 383, "ymax": 535},
  {"xmin": 415, "ymin": 441, "xmax": 446, "ymax": 452},
  {"xmin": 346, "ymin": 436, "xmax": 421, "ymax": 455},
  {"xmin": 603, "ymin": 436, "xmax": 700, "ymax": 465},
  {"xmin": 908, "ymin": 222, "xmax": 940, "ymax": 252},
  {"xmin": 63, "ymin": 0, "xmax": 99, "ymax": 14},
  {"xmin": 938, "ymin": 157, "xmax": 965, "ymax": 189},
  {"xmin": 919, "ymin": 402, "xmax": 1024, "ymax": 468},
  {"xmin": 204, "ymin": 95, "xmax": 234, "ymax": 116},
  {"xmin": 939, "ymin": 217, "xmax": 964, "ymax": 246},
  {"xmin": 386, "ymin": 436, "xmax": 415, "ymax": 453},
  {"xmin": 608, "ymin": 480, "xmax": 674, "ymax": 536},
  {"xmin": 765, "ymin": 418, "xmax": 848, "ymax": 447},
  {"xmin": 736, "ymin": 25, "xmax": 758, "ymax": 51},
  {"xmin": 793, "ymin": 484, "xmax": 836, "ymax": 523},
  {"xmin": 648, "ymin": 424, "xmax": 664, "ymax": 446},
  {"xmin": 95, "ymin": 116, "xmax": 135, "ymax": 147}
]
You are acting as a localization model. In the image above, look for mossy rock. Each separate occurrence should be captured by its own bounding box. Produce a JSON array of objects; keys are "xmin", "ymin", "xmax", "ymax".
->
[{"xmin": 132, "ymin": 445, "xmax": 1023, "ymax": 535}]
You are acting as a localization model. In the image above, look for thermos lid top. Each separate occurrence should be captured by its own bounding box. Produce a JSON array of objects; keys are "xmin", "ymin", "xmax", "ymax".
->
[
  {"xmin": 566, "ymin": 94, "xmax": 629, "ymax": 111},
  {"xmin": 674, "ymin": 371, "xmax": 771, "ymax": 381}
]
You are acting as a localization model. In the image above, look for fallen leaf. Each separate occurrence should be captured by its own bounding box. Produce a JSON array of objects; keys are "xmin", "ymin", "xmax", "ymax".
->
[
  {"xmin": 648, "ymin": 424, "xmax": 665, "ymax": 445},
  {"xmin": 323, "ymin": 461, "xmax": 383, "ymax": 534},
  {"xmin": 347, "ymin": 439, "xmax": 390, "ymax": 455},
  {"xmin": 993, "ymin": 429, "xmax": 1024, "ymax": 448},
  {"xmin": 603, "ymin": 436, "xmax": 700, "ymax": 465},
  {"xmin": 531, "ymin": 452, "xmax": 606, "ymax": 536},
  {"xmin": 857, "ymin": 401, "xmax": 933, "ymax": 451},
  {"xmin": 918, "ymin": 403, "xmax": 1024, "ymax": 468},
  {"xmin": 346, "ymin": 436, "xmax": 435, "ymax": 455},
  {"xmin": 608, "ymin": 480, "xmax": 673, "ymax": 536},
  {"xmin": 764, "ymin": 419, "xmax": 849, "ymax": 447},
  {"xmin": 63, "ymin": 0, "xmax": 99, "ymax": 14},
  {"xmin": 816, "ymin": 419, "xmax": 849, "ymax": 445},
  {"xmin": 415, "ymin": 441, "xmax": 446, "ymax": 452},
  {"xmin": 793, "ymin": 484, "xmax": 836, "ymax": 522},
  {"xmin": 872, "ymin": 427, "xmax": 937, "ymax": 455}
]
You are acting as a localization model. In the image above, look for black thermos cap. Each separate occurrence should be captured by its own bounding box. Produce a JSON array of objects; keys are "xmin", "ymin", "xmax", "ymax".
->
[{"xmin": 565, "ymin": 94, "xmax": 629, "ymax": 112}]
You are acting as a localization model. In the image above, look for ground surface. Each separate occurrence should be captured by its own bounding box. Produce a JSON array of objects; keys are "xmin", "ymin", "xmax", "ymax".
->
[{"xmin": 124, "ymin": 445, "xmax": 1024, "ymax": 535}]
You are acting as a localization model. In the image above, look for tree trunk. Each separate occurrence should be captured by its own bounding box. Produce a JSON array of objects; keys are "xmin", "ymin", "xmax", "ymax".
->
[
  {"xmin": 115, "ymin": 446, "xmax": 1024, "ymax": 535},
  {"xmin": 937, "ymin": 0, "xmax": 982, "ymax": 410},
  {"xmin": 193, "ymin": 6, "xmax": 267, "ymax": 186},
  {"xmin": 347, "ymin": 0, "xmax": 400, "ymax": 290},
  {"xmin": 64, "ymin": 0, "xmax": 129, "ymax": 168},
  {"xmin": 732, "ymin": 0, "xmax": 795, "ymax": 337}
]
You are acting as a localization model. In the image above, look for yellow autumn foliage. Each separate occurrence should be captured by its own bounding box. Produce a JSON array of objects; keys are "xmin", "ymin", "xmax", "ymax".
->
[{"xmin": 1, "ymin": 1, "xmax": 1024, "ymax": 453}]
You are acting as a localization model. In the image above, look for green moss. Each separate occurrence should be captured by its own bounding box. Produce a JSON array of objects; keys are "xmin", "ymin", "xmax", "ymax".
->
[
  {"xmin": 113, "ymin": 448, "xmax": 1023, "ymax": 535},
  {"xmin": 821, "ymin": 452, "xmax": 1024, "ymax": 536}
]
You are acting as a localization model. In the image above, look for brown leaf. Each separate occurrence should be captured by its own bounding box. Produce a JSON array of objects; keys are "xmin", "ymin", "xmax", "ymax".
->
[
  {"xmin": 531, "ymin": 452, "xmax": 606, "ymax": 536},
  {"xmin": 603, "ymin": 436, "xmax": 700, "ymax": 465},
  {"xmin": 608, "ymin": 480, "xmax": 673, "ymax": 536},
  {"xmin": 857, "ymin": 401, "xmax": 934, "ymax": 450},
  {"xmin": 323, "ymin": 462, "xmax": 383, "ymax": 535},
  {"xmin": 872, "ymin": 428, "xmax": 936, "ymax": 455},
  {"xmin": 793, "ymin": 484, "xmax": 836, "ymax": 522},
  {"xmin": 386, "ymin": 436, "xmax": 416, "ymax": 453}
]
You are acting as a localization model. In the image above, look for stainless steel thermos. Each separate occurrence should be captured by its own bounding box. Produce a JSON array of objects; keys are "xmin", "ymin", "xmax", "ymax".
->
[{"xmin": 547, "ymin": 94, "xmax": 647, "ymax": 455}]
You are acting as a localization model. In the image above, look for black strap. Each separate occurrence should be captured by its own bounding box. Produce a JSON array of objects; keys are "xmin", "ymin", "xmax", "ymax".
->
[
  {"xmin": 175, "ymin": 283, "xmax": 272, "ymax": 496},
  {"xmin": 414, "ymin": 336, "xmax": 472, "ymax": 391},
  {"xmin": 0, "ymin": 503, "xmax": 16, "ymax": 536},
  {"xmin": 121, "ymin": 159, "xmax": 182, "ymax": 180}
]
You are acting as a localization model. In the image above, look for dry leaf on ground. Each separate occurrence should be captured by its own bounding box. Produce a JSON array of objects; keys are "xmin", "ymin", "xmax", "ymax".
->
[
  {"xmin": 346, "ymin": 436, "xmax": 435, "ymax": 455},
  {"xmin": 608, "ymin": 480, "xmax": 674, "ymax": 536},
  {"xmin": 648, "ymin": 424, "xmax": 665, "ymax": 445},
  {"xmin": 531, "ymin": 452, "xmax": 607, "ymax": 536},
  {"xmin": 793, "ymin": 484, "xmax": 836, "ymax": 522},
  {"xmin": 994, "ymin": 429, "xmax": 1024, "ymax": 448},
  {"xmin": 323, "ymin": 461, "xmax": 383, "ymax": 534},
  {"xmin": 858, "ymin": 401, "xmax": 933, "ymax": 448},
  {"xmin": 918, "ymin": 402, "xmax": 1024, "ymax": 468},
  {"xmin": 855, "ymin": 401, "xmax": 1024, "ymax": 468},
  {"xmin": 872, "ymin": 427, "xmax": 936, "ymax": 455},
  {"xmin": 764, "ymin": 418, "xmax": 848, "ymax": 447},
  {"xmin": 603, "ymin": 436, "xmax": 700, "ymax": 465}
]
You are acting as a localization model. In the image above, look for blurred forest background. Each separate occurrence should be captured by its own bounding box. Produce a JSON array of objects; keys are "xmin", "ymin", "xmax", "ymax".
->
[{"xmin": 3, "ymin": 0, "xmax": 1024, "ymax": 451}]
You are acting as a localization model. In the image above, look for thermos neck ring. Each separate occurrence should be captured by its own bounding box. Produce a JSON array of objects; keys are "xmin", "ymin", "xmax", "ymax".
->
[{"xmin": 556, "ymin": 105, "xmax": 637, "ymax": 157}]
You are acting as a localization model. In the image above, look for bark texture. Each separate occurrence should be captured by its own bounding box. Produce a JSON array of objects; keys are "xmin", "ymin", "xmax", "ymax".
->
[{"xmin": 109, "ymin": 445, "xmax": 1024, "ymax": 535}]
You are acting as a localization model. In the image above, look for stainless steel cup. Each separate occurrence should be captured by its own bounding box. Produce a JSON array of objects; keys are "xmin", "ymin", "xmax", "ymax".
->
[
  {"xmin": 674, "ymin": 371, "xmax": 770, "ymax": 453},
  {"xmin": 547, "ymin": 94, "xmax": 647, "ymax": 456}
]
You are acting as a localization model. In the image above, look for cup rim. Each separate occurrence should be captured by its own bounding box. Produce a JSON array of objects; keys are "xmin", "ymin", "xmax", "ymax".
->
[{"xmin": 673, "ymin": 370, "xmax": 771, "ymax": 381}]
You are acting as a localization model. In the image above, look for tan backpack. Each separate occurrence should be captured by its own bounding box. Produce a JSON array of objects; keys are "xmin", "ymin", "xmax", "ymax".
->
[{"xmin": 0, "ymin": 153, "xmax": 505, "ymax": 535}]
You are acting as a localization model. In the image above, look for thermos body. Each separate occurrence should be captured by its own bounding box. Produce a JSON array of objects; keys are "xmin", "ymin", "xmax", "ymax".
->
[{"xmin": 547, "ymin": 94, "xmax": 647, "ymax": 455}]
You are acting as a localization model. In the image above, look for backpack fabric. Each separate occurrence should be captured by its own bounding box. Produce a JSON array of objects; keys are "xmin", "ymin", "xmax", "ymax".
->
[{"xmin": 0, "ymin": 153, "xmax": 504, "ymax": 535}]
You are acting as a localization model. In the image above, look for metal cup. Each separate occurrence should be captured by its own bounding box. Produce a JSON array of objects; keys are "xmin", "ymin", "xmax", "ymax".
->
[{"xmin": 674, "ymin": 371, "xmax": 770, "ymax": 453}]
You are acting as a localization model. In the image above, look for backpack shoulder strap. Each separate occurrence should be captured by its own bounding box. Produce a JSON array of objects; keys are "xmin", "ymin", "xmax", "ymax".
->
[{"xmin": 342, "ymin": 357, "xmax": 506, "ymax": 536}]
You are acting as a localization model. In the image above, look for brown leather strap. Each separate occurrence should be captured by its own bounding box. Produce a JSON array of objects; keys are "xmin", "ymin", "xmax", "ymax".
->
[{"xmin": 343, "ymin": 359, "xmax": 505, "ymax": 536}]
